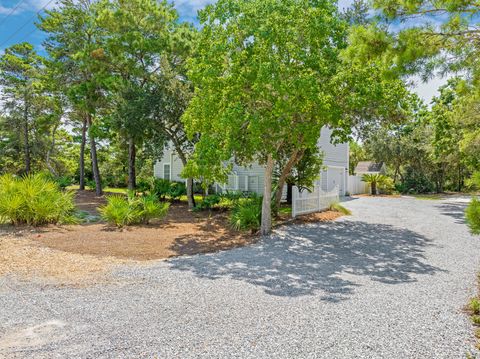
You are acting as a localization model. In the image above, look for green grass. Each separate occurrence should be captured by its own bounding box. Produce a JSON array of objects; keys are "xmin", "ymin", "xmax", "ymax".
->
[
  {"xmin": 177, "ymin": 194, "xmax": 204, "ymax": 203},
  {"xmin": 329, "ymin": 202, "xmax": 352, "ymax": 215},
  {"xmin": 412, "ymin": 194, "xmax": 445, "ymax": 200},
  {"xmin": 278, "ymin": 206, "xmax": 292, "ymax": 216},
  {"xmin": 66, "ymin": 185, "xmax": 127, "ymax": 194}
]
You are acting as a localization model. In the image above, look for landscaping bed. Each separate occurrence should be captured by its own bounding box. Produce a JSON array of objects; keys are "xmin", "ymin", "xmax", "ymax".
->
[{"xmin": 0, "ymin": 190, "xmax": 345, "ymax": 285}]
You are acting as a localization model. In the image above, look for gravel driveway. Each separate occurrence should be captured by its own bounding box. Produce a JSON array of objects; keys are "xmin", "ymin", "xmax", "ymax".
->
[{"xmin": 1, "ymin": 196, "xmax": 480, "ymax": 358}]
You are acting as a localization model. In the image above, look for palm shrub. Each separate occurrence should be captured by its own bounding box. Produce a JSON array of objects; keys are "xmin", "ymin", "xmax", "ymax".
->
[
  {"xmin": 229, "ymin": 196, "xmax": 262, "ymax": 232},
  {"xmin": 466, "ymin": 198, "xmax": 480, "ymax": 235},
  {"xmin": 361, "ymin": 173, "xmax": 390, "ymax": 195},
  {"xmin": 152, "ymin": 178, "xmax": 171, "ymax": 200},
  {"xmin": 0, "ymin": 174, "xmax": 76, "ymax": 226},
  {"xmin": 168, "ymin": 181, "xmax": 187, "ymax": 200},
  {"xmin": 99, "ymin": 192, "xmax": 169, "ymax": 227}
]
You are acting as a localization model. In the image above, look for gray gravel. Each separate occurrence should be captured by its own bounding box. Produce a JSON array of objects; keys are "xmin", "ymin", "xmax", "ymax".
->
[{"xmin": 1, "ymin": 196, "xmax": 480, "ymax": 358}]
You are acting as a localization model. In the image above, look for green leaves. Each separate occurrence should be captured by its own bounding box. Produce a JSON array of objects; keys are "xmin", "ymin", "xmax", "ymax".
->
[
  {"xmin": 0, "ymin": 174, "xmax": 76, "ymax": 226},
  {"xmin": 99, "ymin": 192, "xmax": 169, "ymax": 227}
]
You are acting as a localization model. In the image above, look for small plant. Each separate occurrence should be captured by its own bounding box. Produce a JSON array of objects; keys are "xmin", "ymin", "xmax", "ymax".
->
[
  {"xmin": 229, "ymin": 196, "xmax": 262, "ymax": 232},
  {"xmin": 0, "ymin": 173, "xmax": 76, "ymax": 226},
  {"xmin": 168, "ymin": 181, "xmax": 187, "ymax": 201},
  {"xmin": 194, "ymin": 194, "xmax": 221, "ymax": 211},
  {"xmin": 55, "ymin": 176, "xmax": 73, "ymax": 189},
  {"xmin": 470, "ymin": 298, "xmax": 480, "ymax": 315},
  {"xmin": 152, "ymin": 178, "xmax": 171, "ymax": 200},
  {"xmin": 378, "ymin": 176, "xmax": 395, "ymax": 195},
  {"xmin": 329, "ymin": 202, "xmax": 352, "ymax": 215},
  {"xmin": 151, "ymin": 179, "xmax": 187, "ymax": 201},
  {"xmin": 99, "ymin": 193, "xmax": 169, "ymax": 227},
  {"xmin": 136, "ymin": 178, "xmax": 153, "ymax": 193},
  {"xmin": 466, "ymin": 198, "xmax": 480, "ymax": 235},
  {"xmin": 472, "ymin": 315, "xmax": 480, "ymax": 326}
]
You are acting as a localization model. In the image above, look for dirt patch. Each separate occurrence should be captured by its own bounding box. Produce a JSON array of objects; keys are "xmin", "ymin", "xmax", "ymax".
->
[
  {"xmin": 0, "ymin": 230, "xmax": 125, "ymax": 286},
  {"xmin": 294, "ymin": 210, "xmax": 344, "ymax": 223},
  {"xmin": 26, "ymin": 203, "xmax": 255, "ymax": 261},
  {"xmin": 74, "ymin": 190, "xmax": 120, "ymax": 215},
  {"xmin": 0, "ymin": 191, "xmax": 343, "ymax": 285},
  {"xmin": 352, "ymin": 194, "xmax": 402, "ymax": 198}
]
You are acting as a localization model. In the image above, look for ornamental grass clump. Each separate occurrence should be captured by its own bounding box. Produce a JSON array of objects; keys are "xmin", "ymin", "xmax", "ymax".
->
[
  {"xmin": 0, "ymin": 173, "xmax": 76, "ymax": 226},
  {"xmin": 229, "ymin": 196, "xmax": 262, "ymax": 232},
  {"xmin": 99, "ymin": 192, "xmax": 169, "ymax": 227},
  {"xmin": 466, "ymin": 198, "xmax": 480, "ymax": 235}
]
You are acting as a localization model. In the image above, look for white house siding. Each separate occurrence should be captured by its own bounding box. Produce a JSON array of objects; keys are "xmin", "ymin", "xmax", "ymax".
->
[
  {"xmin": 154, "ymin": 147, "xmax": 184, "ymax": 182},
  {"xmin": 317, "ymin": 127, "xmax": 349, "ymax": 195},
  {"xmin": 231, "ymin": 162, "xmax": 265, "ymax": 195},
  {"xmin": 154, "ymin": 126, "xmax": 349, "ymax": 196}
]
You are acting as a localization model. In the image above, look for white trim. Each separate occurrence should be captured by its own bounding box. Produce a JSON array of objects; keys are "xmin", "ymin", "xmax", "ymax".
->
[{"xmin": 163, "ymin": 163, "xmax": 171, "ymax": 181}]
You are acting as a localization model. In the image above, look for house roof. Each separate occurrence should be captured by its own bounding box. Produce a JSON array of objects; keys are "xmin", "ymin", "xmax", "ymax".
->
[{"xmin": 355, "ymin": 161, "xmax": 384, "ymax": 173}]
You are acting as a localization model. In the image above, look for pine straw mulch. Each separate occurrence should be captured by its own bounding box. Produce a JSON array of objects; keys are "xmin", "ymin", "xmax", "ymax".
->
[
  {"xmin": 0, "ymin": 229, "xmax": 127, "ymax": 287},
  {"xmin": 0, "ymin": 191, "xmax": 344, "ymax": 286}
]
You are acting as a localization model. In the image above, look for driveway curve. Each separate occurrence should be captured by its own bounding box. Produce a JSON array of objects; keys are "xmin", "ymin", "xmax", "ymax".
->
[{"xmin": 1, "ymin": 196, "xmax": 480, "ymax": 358}]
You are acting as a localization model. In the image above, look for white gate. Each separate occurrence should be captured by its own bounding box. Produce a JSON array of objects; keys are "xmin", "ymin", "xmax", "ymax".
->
[{"xmin": 292, "ymin": 184, "xmax": 339, "ymax": 218}]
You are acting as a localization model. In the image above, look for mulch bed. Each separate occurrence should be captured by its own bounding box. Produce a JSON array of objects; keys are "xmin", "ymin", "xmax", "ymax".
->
[{"xmin": 0, "ymin": 190, "xmax": 343, "ymax": 284}]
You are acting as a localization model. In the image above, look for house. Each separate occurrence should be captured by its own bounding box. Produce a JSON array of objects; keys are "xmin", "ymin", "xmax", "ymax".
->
[
  {"xmin": 354, "ymin": 161, "xmax": 386, "ymax": 175},
  {"xmin": 154, "ymin": 126, "xmax": 349, "ymax": 196}
]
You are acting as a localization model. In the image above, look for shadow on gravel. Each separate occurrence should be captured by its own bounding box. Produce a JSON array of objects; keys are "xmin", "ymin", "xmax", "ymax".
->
[
  {"xmin": 436, "ymin": 202, "xmax": 467, "ymax": 224},
  {"xmin": 169, "ymin": 221, "xmax": 442, "ymax": 301}
]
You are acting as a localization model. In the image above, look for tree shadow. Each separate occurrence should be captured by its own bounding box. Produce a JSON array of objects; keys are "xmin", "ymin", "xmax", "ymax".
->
[
  {"xmin": 169, "ymin": 221, "xmax": 443, "ymax": 301},
  {"xmin": 436, "ymin": 202, "xmax": 467, "ymax": 224}
]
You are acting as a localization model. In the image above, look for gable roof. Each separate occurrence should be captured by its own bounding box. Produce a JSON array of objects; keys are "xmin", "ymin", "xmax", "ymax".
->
[{"xmin": 355, "ymin": 161, "xmax": 384, "ymax": 173}]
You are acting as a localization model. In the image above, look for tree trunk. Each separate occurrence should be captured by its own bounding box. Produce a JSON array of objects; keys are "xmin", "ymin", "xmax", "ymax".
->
[
  {"xmin": 286, "ymin": 183, "xmax": 293, "ymax": 205},
  {"xmin": 260, "ymin": 154, "xmax": 274, "ymax": 236},
  {"xmin": 371, "ymin": 182, "xmax": 377, "ymax": 195},
  {"xmin": 87, "ymin": 114, "xmax": 102, "ymax": 196},
  {"xmin": 46, "ymin": 124, "xmax": 58, "ymax": 176},
  {"xmin": 23, "ymin": 95, "xmax": 31, "ymax": 175},
  {"xmin": 79, "ymin": 118, "xmax": 87, "ymax": 190},
  {"xmin": 172, "ymin": 144, "xmax": 196, "ymax": 209},
  {"xmin": 128, "ymin": 136, "xmax": 136, "ymax": 191},
  {"xmin": 273, "ymin": 150, "xmax": 303, "ymax": 216}
]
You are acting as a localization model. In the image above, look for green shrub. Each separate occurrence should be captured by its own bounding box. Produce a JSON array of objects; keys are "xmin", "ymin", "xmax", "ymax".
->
[
  {"xmin": 99, "ymin": 193, "xmax": 169, "ymax": 227},
  {"xmin": 55, "ymin": 176, "xmax": 73, "ymax": 189},
  {"xmin": 378, "ymin": 176, "xmax": 395, "ymax": 194},
  {"xmin": 400, "ymin": 167, "xmax": 434, "ymax": 194},
  {"xmin": 229, "ymin": 196, "xmax": 262, "ymax": 231},
  {"xmin": 0, "ymin": 174, "xmax": 76, "ymax": 226},
  {"xmin": 466, "ymin": 198, "xmax": 480, "ymax": 235},
  {"xmin": 466, "ymin": 172, "xmax": 480, "ymax": 191},
  {"xmin": 151, "ymin": 179, "xmax": 186, "ymax": 200},
  {"xmin": 86, "ymin": 179, "xmax": 107, "ymax": 191},
  {"xmin": 472, "ymin": 315, "xmax": 480, "ymax": 326},
  {"xmin": 194, "ymin": 194, "xmax": 221, "ymax": 211},
  {"xmin": 136, "ymin": 178, "xmax": 153, "ymax": 193},
  {"xmin": 168, "ymin": 181, "xmax": 187, "ymax": 200},
  {"xmin": 329, "ymin": 202, "xmax": 352, "ymax": 215},
  {"xmin": 470, "ymin": 298, "xmax": 480, "ymax": 315},
  {"xmin": 152, "ymin": 178, "xmax": 171, "ymax": 200}
]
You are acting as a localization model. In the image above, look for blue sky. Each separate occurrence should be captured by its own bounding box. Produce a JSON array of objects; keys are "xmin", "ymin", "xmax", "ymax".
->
[{"xmin": 0, "ymin": 0, "xmax": 447, "ymax": 102}]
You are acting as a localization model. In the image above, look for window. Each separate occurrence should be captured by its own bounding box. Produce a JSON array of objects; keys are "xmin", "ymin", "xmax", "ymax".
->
[{"xmin": 163, "ymin": 164, "xmax": 171, "ymax": 181}]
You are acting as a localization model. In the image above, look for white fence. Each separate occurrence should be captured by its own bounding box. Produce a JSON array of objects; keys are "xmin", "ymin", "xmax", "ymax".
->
[
  {"xmin": 292, "ymin": 185, "xmax": 339, "ymax": 218},
  {"xmin": 347, "ymin": 175, "xmax": 369, "ymax": 195}
]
